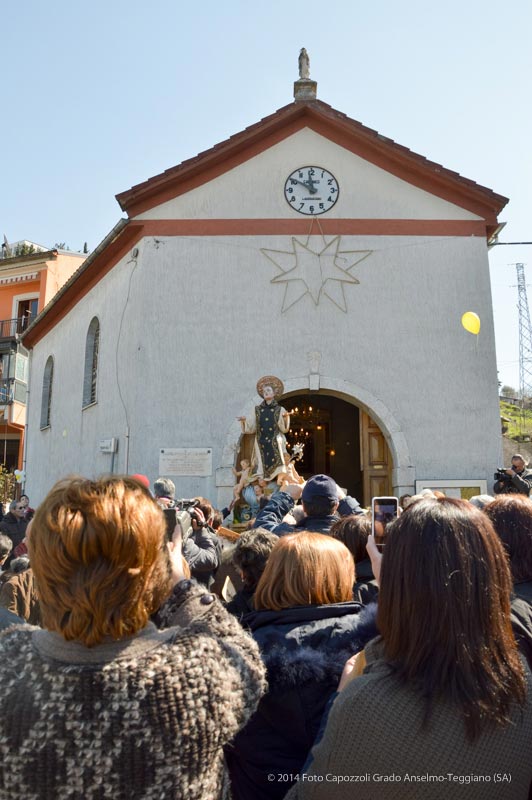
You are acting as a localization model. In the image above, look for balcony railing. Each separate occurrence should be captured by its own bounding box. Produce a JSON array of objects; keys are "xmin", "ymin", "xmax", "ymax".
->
[
  {"xmin": 0, "ymin": 316, "xmax": 35, "ymax": 340},
  {"xmin": 0, "ymin": 378, "xmax": 27, "ymax": 405}
]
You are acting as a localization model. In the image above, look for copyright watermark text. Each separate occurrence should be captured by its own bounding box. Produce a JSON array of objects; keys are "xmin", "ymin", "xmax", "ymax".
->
[{"xmin": 266, "ymin": 772, "xmax": 512, "ymax": 785}]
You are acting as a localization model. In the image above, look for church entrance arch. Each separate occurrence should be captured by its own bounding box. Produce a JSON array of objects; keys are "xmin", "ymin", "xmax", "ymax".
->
[
  {"xmin": 283, "ymin": 390, "xmax": 391, "ymax": 506},
  {"xmin": 225, "ymin": 378, "xmax": 413, "ymax": 510}
]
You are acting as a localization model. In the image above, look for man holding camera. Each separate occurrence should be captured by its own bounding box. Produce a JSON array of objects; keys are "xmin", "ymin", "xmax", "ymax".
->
[
  {"xmin": 179, "ymin": 497, "xmax": 222, "ymax": 588},
  {"xmin": 493, "ymin": 454, "xmax": 532, "ymax": 496}
]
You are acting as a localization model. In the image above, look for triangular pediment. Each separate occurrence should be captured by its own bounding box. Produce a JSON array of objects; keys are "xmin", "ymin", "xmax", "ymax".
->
[
  {"xmin": 132, "ymin": 128, "xmax": 485, "ymax": 224},
  {"xmin": 116, "ymin": 100, "xmax": 507, "ymax": 228}
]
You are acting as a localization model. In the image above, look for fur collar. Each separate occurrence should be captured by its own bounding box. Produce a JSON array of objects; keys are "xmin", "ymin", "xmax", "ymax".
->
[{"xmin": 255, "ymin": 603, "xmax": 378, "ymax": 688}]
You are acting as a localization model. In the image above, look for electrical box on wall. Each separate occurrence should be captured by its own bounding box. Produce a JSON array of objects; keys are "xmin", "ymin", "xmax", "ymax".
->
[{"xmin": 99, "ymin": 438, "xmax": 118, "ymax": 454}]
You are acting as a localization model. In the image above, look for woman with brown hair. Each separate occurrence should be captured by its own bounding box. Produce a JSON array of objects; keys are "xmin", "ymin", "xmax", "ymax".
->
[
  {"xmin": 285, "ymin": 498, "xmax": 532, "ymax": 800},
  {"xmin": 0, "ymin": 475, "xmax": 266, "ymax": 800},
  {"xmin": 226, "ymin": 531, "xmax": 378, "ymax": 800},
  {"xmin": 329, "ymin": 514, "xmax": 378, "ymax": 605},
  {"xmin": 484, "ymin": 494, "xmax": 532, "ymax": 668}
]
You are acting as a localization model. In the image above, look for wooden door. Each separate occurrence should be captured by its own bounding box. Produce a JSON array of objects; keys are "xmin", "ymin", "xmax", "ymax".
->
[{"xmin": 359, "ymin": 410, "xmax": 392, "ymax": 505}]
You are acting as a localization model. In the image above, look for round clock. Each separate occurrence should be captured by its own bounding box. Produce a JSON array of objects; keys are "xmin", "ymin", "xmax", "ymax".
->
[{"xmin": 284, "ymin": 166, "xmax": 339, "ymax": 215}]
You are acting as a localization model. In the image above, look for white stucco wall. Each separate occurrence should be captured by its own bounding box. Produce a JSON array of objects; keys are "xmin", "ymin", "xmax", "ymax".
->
[
  {"xmin": 24, "ymin": 124, "xmax": 501, "ymax": 505},
  {"xmin": 135, "ymin": 128, "xmax": 483, "ymax": 222},
  {"xmin": 25, "ymin": 226, "xmax": 500, "ymax": 505}
]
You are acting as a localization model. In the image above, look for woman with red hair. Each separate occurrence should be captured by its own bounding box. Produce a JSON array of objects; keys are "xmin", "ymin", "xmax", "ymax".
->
[
  {"xmin": 226, "ymin": 531, "xmax": 377, "ymax": 800},
  {"xmin": 0, "ymin": 475, "xmax": 265, "ymax": 800}
]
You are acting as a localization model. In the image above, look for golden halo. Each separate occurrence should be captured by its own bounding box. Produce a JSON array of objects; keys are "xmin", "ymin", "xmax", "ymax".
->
[{"xmin": 256, "ymin": 375, "xmax": 284, "ymax": 399}]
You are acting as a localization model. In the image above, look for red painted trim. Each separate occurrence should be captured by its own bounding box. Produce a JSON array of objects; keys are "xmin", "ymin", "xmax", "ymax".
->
[
  {"xmin": 22, "ymin": 213, "xmax": 490, "ymax": 348},
  {"xmin": 122, "ymin": 118, "xmax": 306, "ymax": 217},
  {"xmin": 304, "ymin": 115, "xmax": 499, "ymax": 219},
  {"xmin": 138, "ymin": 219, "xmax": 488, "ymax": 237},
  {"xmin": 117, "ymin": 102, "xmax": 507, "ymax": 221}
]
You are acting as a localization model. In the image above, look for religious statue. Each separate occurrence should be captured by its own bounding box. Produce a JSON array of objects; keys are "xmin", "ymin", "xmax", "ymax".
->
[
  {"xmin": 237, "ymin": 375, "xmax": 290, "ymax": 481},
  {"xmin": 298, "ymin": 48, "xmax": 310, "ymax": 80}
]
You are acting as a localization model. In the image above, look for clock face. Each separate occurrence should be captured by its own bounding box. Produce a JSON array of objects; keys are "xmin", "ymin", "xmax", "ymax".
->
[{"xmin": 284, "ymin": 166, "xmax": 339, "ymax": 215}]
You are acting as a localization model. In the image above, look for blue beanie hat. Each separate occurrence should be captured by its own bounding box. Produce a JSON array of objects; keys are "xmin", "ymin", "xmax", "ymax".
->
[{"xmin": 302, "ymin": 474, "xmax": 338, "ymax": 504}]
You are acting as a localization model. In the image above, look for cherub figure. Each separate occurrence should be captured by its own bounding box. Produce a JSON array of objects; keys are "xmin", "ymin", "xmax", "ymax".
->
[
  {"xmin": 277, "ymin": 451, "xmax": 305, "ymax": 491},
  {"xmin": 232, "ymin": 459, "xmax": 252, "ymax": 499}
]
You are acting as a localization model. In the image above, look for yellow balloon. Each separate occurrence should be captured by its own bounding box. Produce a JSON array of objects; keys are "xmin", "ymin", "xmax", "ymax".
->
[{"xmin": 461, "ymin": 311, "xmax": 480, "ymax": 335}]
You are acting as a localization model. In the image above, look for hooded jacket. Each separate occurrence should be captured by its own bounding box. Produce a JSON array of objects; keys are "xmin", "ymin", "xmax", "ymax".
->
[{"xmin": 226, "ymin": 601, "xmax": 378, "ymax": 800}]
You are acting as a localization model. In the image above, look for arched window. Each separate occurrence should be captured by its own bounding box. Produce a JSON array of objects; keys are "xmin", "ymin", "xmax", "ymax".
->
[
  {"xmin": 82, "ymin": 317, "xmax": 100, "ymax": 408},
  {"xmin": 40, "ymin": 356, "xmax": 54, "ymax": 429}
]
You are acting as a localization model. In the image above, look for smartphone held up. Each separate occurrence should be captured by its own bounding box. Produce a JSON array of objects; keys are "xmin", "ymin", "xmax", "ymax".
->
[{"xmin": 371, "ymin": 496, "xmax": 399, "ymax": 551}]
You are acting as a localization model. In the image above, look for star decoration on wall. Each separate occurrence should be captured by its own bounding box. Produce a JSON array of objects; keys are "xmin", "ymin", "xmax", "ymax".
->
[{"xmin": 261, "ymin": 235, "xmax": 372, "ymax": 312}]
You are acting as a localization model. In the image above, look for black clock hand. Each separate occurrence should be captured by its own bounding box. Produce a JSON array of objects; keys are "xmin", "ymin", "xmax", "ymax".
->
[
  {"xmin": 306, "ymin": 171, "xmax": 319, "ymax": 192},
  {"xmin": 294, "ymin": 178, "xmax": 317, "ymax": 194}
]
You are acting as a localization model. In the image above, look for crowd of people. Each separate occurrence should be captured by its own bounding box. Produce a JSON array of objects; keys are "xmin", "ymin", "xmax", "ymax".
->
[{"xmin": 0, "ymin": 458, "xmax": 532, "ymax": 799}]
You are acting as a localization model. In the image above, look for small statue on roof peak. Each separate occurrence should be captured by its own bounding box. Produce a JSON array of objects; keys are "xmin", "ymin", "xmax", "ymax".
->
[{"xmin": 298, "ymin": 48, "xmax": 310, "ymax": 80}]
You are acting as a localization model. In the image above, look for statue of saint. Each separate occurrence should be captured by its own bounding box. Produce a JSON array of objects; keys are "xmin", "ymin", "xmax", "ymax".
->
[
  {"xmin": 298, "ymin": 48, "xmax": 310, "ymax": 80},
  {"xmin": 237, "ymin": 376, "xmax": 290, "ymax": 481}
]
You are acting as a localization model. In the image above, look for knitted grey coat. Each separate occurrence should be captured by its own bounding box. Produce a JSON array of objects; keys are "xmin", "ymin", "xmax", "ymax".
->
[
  {"xmin": 0, "ymin": 581, "xmax": 266, "ymax": 800},
  {"xmin": 285, "ymin": 638, "xmax": 532, "ymax": 800}
]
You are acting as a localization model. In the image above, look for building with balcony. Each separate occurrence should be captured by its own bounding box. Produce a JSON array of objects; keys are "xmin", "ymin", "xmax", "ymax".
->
[{"xmin": 0, "ymin": 244, "xmax": 86, "ymax": 469}]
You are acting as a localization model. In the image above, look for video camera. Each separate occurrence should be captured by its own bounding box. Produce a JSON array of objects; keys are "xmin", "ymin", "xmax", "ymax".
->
[
  {"xmin": 494, "ymin": 467, "xmax": 513, "ymax": 483},
  {"xmin": 162, "ymin": 499, "xmax": 204, "ymax": 542}
]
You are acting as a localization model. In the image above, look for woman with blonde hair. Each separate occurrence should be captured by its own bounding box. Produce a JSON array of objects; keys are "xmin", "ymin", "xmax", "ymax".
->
[
  {"xmin": 226, "ymin": 531, "xmax": 377, "ymax": 800},
  {"xmin": 0, "ymin": 475, "xmax": 265, "ymax": 800}
]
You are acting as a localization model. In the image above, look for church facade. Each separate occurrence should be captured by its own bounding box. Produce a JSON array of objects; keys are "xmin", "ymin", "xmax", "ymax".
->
[{"xmin": 23, "ymin": 73, "xmax": 506, "ymax": 506}]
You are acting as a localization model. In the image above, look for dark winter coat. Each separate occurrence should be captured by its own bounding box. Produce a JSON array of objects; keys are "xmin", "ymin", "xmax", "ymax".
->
[
  {"xmin": 352, "ymin": 557, "xmax": 379, "ymax": 605},
  {"xmin": 510, "ymin": 579, "xmax": 532, "ymax": 670},
  {"xmin": 253, "ymin": 490, "xmax": 364, "ymax": 536},
  {"xmin": 225, "ymin": 588, "xmax": 255, "ymax": 621},
  {"xmin": 182, "ymin": 525, "xmax": 221, "ymax": 588},
  {"xmin": 0, "ymin": 514, "xmax": 28, "ymax": 565},
  {"xmin": 226, "ymin": 601, "xmax": 378, "ymax": 800}
]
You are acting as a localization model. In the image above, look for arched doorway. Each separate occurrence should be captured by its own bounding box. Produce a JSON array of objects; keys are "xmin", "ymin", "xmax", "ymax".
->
[{"xmin": 283, "ymin": 391, "xmax": 393, "ymax": 506}]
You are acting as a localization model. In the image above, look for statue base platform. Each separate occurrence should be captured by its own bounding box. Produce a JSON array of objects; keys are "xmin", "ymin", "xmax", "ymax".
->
[{"xmin": 294, "ymin": 79, "xmax": 317, "ymax": 102}]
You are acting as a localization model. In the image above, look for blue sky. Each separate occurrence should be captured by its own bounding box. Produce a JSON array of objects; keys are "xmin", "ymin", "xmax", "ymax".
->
[{"xmin": 2, "ymin": 0, "xmax": 530, "ymax": 388}]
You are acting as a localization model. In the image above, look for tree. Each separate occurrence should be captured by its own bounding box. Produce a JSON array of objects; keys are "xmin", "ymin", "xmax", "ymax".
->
[
  {"xmin": 13, "ymin": 243, "xmax": 35, "ymax": 257},
  {"xmin": 501, "ymin": 385, "xmax": 517, "ymax": 398}
]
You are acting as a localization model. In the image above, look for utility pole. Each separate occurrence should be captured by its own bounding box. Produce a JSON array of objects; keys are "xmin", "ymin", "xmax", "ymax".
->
[{"xmin": 515, "ymin": 263, "xmax": 532, "ymax": 434}]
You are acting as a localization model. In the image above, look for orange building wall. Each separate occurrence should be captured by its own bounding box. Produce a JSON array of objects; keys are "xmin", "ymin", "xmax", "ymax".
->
[
  {"xmin": 0, "ymin": 253, "xmax": 85, "ymax": 320},
  {"xmin": 42, "ymin": 254, "xmax": 84, "ymax": 306},
  {"xmin": 0, "ymin": 279, "xmax": 41, "ymax": 320}
]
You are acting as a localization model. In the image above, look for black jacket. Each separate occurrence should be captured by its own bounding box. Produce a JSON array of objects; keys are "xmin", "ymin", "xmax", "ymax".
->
[
  {"xmin": 182, "ymin": 525, "xmax": 221, "ymax": 588},
  {"xmin": 510, "ymin": 579, "xmax": 532, "ymax": 670},
  {"xmin": 0, "ymin": 514, "xmax": 28, "ymax": 567},
  {"xmin": 225, "ymin": 588, "xmax": 255, "ymax": 621},
  {"xmin": 226, "ymin": 601, "xmax": 378, "ymax": 800},
  {"xmin": 494, "ymin": 468, "xmax": 532, "ymax": 496},
  {"xmin": 353, "ymin": 557, "xmax": 379, "ymax": 605},
  {"xmin": 252, "ymin": 490, "xmax": 363, "ymax": 536}
]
